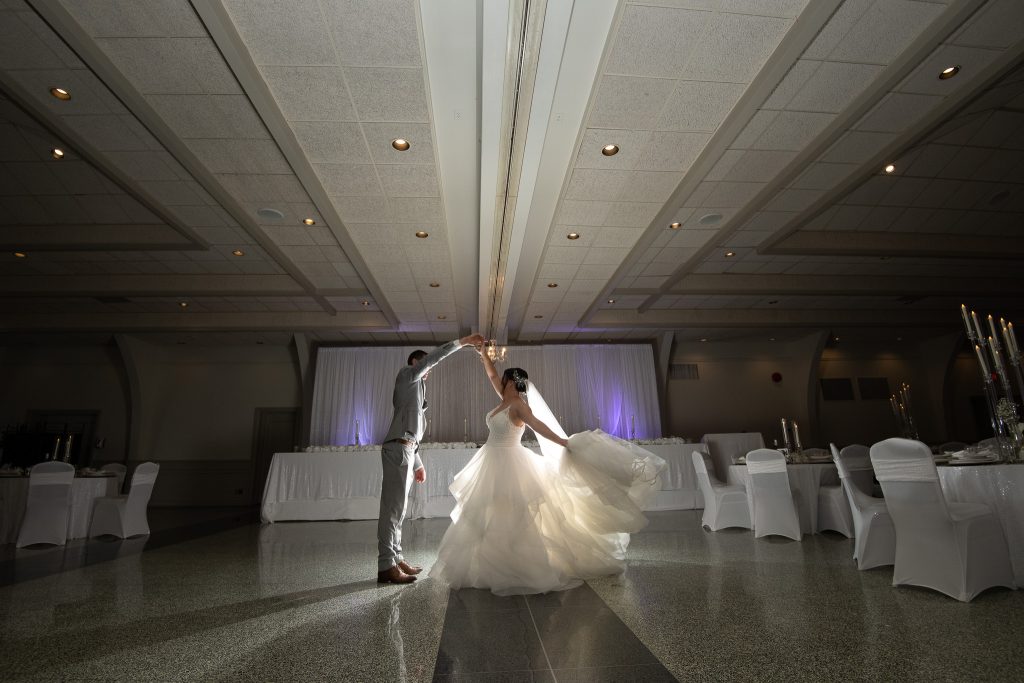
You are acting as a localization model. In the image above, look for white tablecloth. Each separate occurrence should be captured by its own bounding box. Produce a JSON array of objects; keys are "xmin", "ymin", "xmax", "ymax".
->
[
  {"xmin": 260, "ymin": 443, "xmax": 704, "ymax": 523},
  {"xmin": 727, "ymin": 463, "xmax": 839, "ymax": 534},
  {"xmin": 938, "ymin": 464, "xmax": 1024, "ymax": 585},
  {"xmin": 702, "ymin": 433, "xmax": 764, "ymax": 481},
  {"xmin": 0, "ymin": 476, "xmax": 119, "ymax": 544}
]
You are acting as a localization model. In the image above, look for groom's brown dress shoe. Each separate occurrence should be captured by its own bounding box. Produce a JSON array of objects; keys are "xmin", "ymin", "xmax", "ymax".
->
[
  {"xmin": 378, "ymin": 565, "xmax": 416, "ymax": 584},
  {"xmin": 398, "ymin": 561, "xmax": 423, "ymax": 575}
]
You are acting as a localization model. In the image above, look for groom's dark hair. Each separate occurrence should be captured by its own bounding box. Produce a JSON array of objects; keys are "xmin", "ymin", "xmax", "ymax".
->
[{"xmin": 408, "ymin": 350, "xmax": 428, "ymax": 365}]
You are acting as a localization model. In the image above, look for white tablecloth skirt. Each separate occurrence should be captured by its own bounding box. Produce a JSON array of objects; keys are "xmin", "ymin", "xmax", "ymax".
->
[
  {"xmin": 727, "ymin": 463, "xmax": 839, "ymax": 534},
  {"xmin": 0, "ymin": 476, "xmax": 119, "ymax": 544},
  {"xmin": 261, "ymin": 443, "xmax": 705, "ymax": 523},
  {"xmin": 938, "ymin": 464, "xmax": 1024, "ymax": 585}
]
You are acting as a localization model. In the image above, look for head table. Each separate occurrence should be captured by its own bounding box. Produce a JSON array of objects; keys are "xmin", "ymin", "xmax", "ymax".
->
[{"xmin": 260, "ymin": 442, "xmax": 706, "ymax": 524}]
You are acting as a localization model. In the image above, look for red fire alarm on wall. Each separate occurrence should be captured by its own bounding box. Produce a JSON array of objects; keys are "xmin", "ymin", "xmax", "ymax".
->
[{"xmin": 771, "ymin": 372, "xmax": 783, "ymax": 383}]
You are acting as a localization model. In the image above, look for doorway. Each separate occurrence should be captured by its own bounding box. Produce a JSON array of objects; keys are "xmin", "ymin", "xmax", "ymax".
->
[{"xmin": 251, "ymin": 408, "xmax": 300, "ymax": 505}]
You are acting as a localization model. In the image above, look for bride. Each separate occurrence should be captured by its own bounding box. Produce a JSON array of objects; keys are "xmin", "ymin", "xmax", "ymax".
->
[{"xmin": 428, "ymin": 345, "xmax": 666, "ymax": 596}]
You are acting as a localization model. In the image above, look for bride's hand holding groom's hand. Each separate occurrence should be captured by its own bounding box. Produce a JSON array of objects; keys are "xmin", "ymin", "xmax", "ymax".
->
[{"xmin": 460, "ymin": 333, "xmax": 485, "ymax": 348}]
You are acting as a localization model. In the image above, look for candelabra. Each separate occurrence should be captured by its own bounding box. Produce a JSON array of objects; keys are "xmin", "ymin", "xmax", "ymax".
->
[
  {"xmin": 960, "ymin": 305, "xmax": 1021, "ymax": 461},
  {"xmin": 486, "ymin": 340, "xmax": 507, "ymax": 363},
  {"xmin": 889, "ymin": 383, "xmax": 918, "ymax": 440}
]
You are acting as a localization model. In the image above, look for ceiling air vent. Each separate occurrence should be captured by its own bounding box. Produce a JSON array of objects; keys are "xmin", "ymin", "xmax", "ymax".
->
[
  {"xmin": 670, "ymin": 363, "xmax": 700, "ymax": 380},
  {"xmin": 95, "ymin": 296, "xmax": 131, "ymax": 304}
]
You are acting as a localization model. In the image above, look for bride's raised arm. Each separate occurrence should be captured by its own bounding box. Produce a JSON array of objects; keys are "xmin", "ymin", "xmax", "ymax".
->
[
  {"xmin": 478, "ymin": 343, "xmax": 504, "ymax": 397},
  {"xmin": 512, "ymin": 400, "xmax": 568, "ymax": 448}
]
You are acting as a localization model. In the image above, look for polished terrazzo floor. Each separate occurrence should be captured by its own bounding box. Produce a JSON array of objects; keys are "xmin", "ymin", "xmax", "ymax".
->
[{"xmin": 1, "ymin": 509, "xmax": 1021, "ymax": 682}]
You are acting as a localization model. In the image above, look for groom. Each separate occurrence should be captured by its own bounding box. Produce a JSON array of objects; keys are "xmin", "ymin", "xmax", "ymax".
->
[{"xmin": 377, "ymin": 333, "xmax": 484, "ymax": 584}]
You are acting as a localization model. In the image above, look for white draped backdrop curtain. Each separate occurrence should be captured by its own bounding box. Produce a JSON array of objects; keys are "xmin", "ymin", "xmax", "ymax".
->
[{"xmin": 310, "ymin": 344, "xmax": 662, "ymax": 446}]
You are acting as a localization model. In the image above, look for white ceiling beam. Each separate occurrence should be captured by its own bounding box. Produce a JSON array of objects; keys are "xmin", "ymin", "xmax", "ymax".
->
[
  {"xmin": 664, "ymin": 273, "xmax": 1024, "ymax": 297},
  {"xmin": 420, "ymin": 0, "xmax": 481, "ymax": 333},
  {"xmin": 0, "ymin": 311, "xmax": 390, "ymax": 333},
  {"xmin": 0, "ymin": 274, "xmax": 318, "ymax": 297}
]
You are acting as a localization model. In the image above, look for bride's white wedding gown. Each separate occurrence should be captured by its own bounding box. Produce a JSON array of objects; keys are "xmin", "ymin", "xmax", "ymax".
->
[{"xmin": 429, "ymin": 404, "xmax": 666, "ymax": 596}]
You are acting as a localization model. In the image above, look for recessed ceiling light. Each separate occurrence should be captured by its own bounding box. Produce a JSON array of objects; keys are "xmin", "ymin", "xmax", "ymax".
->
[
  {"xmin": 699, "ymin": 337, "xmax": 708, "ymax": 342},
  {"xmin": 896, "ymin": 336, "xmax": 903, "ymax": 342},
  {"xmin": 938, "ymin": 65, "xmax": 960, "ymax": 80},
  {"xmin": 391, "ymin": 138, "xmax": 411, "ymax": 151},
  {"xmin": 302, "ymin": 217, "xmax": 316, "ymax": 226},
  {"xmin": 437, "ymin": 315, "xmax": 446, "ymax": 320},
  {"xmin": 607, "ymin": 298, "xmax": 615, "ymax": 304},
  {"xmin": 724, "ymin": 251, "xmax": 736, "ymax": 257},
  {"xmin": 698, "ymin": 213, "xmax": 722, "ymax": 225},
  {"xmin": 534, "ymin": 315, "xmax": 543, "ymax": 319},
  {"xmin": 415, "ymin": 230, "xmax": 429, "ymax": 238},
  {"xmin": 50, "ymin": 148, "xmax": 65, "ymax": 160},
  {"xmin": 884, "ymin": 163, "xmax": 895, "ymax": 174},
  {"xmin": 601, "ymin": 144, "xmax": 619, "ymax": 156},
  {"xmin": 429, "ymin": 282, "xmax": 440, "ymax": 288},
  {"xmin": 567, "ymin": 232, "xmax": 580, "ymax": 240},
  {"xmin": 769, "ymin": 337, "xmax": 776, "ymax": 341},
  {"xmin": 257, "ymin": 207, "xmax": 284, "ymax": 220},
  {"xmin": 49, "ymin": 87, "xmax": 71, "ymax": 101},
  {"xmin": 669, "ymin": 222, "xmax": 682, "ymax": 230},
  {"xmin": 547, "ymin": 282, "xmax": 558, "ymax": 288},
  {"xmin": 231, "ymin": 249, "xmax": 244, "ymax": 257},
  {"xmin": 178, "ymin": 301, "xmax": 188, "ymax": 309},
  {"xmin": 13, "ymin": 251, "xmax": 26, "ymax": 258}
]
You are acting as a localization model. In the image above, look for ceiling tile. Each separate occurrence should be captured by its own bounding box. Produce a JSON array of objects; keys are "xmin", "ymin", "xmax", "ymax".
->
[
  {"xmin": 583, "ymin": 247, "xmax": 629, "ymax": 265},
  {"xmin": 790, "ymin": 162, "xmax": 858, "ymax": 190},
  {"xmin": 802, "ymin": 0, "xmax": 873, "ymax": 60},
  {"xmin": 657, "ymin": 81, "xmax": 746, "ymax": 132},
  {"xmin": 556, "ymin": 200, "xmax": 611, "ymax": 226},
  {"xmin": 828, "ymin": 0, "xmax": 945, "ymax": 65},
  {"xmin": 62, "ymin": 114, "xmax": 149, "ymax": 151},
  {"xmin": 785, "ymin": 61, "xmax": 884, "ymax": 113},
  {"xmin": 291, "ymin": 121, "xmax": 371, "ymax": 164},
  {"xmin": 821, "ymin": 131, "xmax": 896, "ymax": 164},
  {"xmin": 720, "ymin": 150, "xmax": 797, "ymax": 182},
  {"xmin": 589, "ymin": 75, "xmax": 676, "ymax": 129},
  {"xmin": 751, "ymin": 110, "xmax": 833, "ymax": 150},
  {"xmin": 593, "ymin": 227, "xmax": 643, "ymax": 248},
  {"xmin": 322, "ymin": 0, "xmax": 421, "ymax": 67},
  {"xmin": 604, "ymin": 5, "xmax": 711, "ymax": 78},
  {"xmin": 682, "ymin": 12, "xmax": 792, "ymax": 82},
  {"xmin": 544, "ymin": 246, "xmax": 588, "ymax": 265},
  {"xmin": 762, "ymin": 59, "xmax": 820, "ymax": 109},
  {"xmin": 565, "ymin": 169, "xmax": 630, "ymax": 201},
  {"xmin": 376, "ymin": 164, "xmax": 439, "ymax": 197},
  {"xmin": 187, "ymin": 139, "xmax": 291, "ymax": 174},
  {"xmin": 96, "ymin": 37, "xmax": 242, "ymax": 95},
  {"xmin": 617, "ymin": 171, "xmax": 682, "ymax": 203},
  {"xmin": 634, "ymin": 131, "xmax": 710, "ymax": 172},
  {"xmin": 603, "ymin": 202, "xmax": 661, "ymax": 227},
  {"xmin": 897, "ymin": 44, "xmax": 1002, "ymax": 96},
  {"xmin": 855, "ymin": 92, "xmax": 944, "ymax": 132},
  {"xmin": 149, "ymin": 94, "xmax": 268, "ymax": 140},
  {"xmin": 949, "ymin": 0, "xmax": 1024, "ymax": 50},
  {"xmin": 344, "ymin": 67, "xmax": 429, "ymax": 122},
  {"xmin": 360, "ymin": 122, "xmax": 435, "ymax": 164},
  {"xmin": 223, "ymin": 0, "xmax": 334, "ymax": 66},
  {"xmin": 260, "ymin": 66, "xmax": 357, "ymax": 121},
  {"xmin": 316, "ymin": 163, "xmax": 384, "ymax": 196},
  {"xmin": 65, "ymin": 0, "xmax": 207, "ymax": 38},
  {"xmin": 763, "ymin": 188, "xmax": 822, "ymax": 212},
  {"xmin": 703, "ymin": 182, "xmax": 763, "ymax": 206},
  {"xmin": 575, "ymin": 129, "xmax": 649, "ymax": 169}
]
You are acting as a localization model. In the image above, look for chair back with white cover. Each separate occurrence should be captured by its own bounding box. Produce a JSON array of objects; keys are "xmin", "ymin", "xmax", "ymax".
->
[
  {"xmin": 124, "ymin": 462, "xmax": 159, "ymax": 536},
  {"xmin": 869, "ymin": 438, "xmax": 1014, "ymax": 600},
  {"xmin": 100, "ymin": 463, "xmax": 128, "ymax": 493},
  {"xmin": 837, "ymin": 444, "xmax": 874, "ymax": 496},
  {"xmin": 745, "ymin": 449, "xmax": 800, "ymax": 540},
  {"xmin": 832, "ymin": 443, "xmax": 895, "ymax": 569},
  {"xmin": 16, "ymin": 461, "xmax": 75, "ymax": 547},
  {"xmin": 692, "ymin": 451, "xmax": 750, "ymax": 531}
]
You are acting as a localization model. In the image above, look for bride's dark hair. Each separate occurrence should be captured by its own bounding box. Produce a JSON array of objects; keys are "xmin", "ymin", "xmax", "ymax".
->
[{"xmin": 502, "ymin": 367, "xmax": 529, "ymax": 393}]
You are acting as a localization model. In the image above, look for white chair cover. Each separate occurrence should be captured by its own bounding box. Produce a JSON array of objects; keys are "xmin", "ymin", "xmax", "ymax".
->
[
  {"xmin": 745, "ymin": 449, "xmax": 801, "ymax": 541},
  {"xmin": 837, "ymin": 444, "xmax": 874, "ymax": 496},
  {"xmin": 831, "ymin": 443, "xmax": 894, "ymax": 570},
  {"xmin": 16, "ymin": 462, "xmax": 75, "ymax": 547},
  {"xmin": 870, "ymin": 438, "xmax": 1015, "ymax": 601},
  {"xmin": 100, "ymin": 463, "xmax": 128, "ymax": 493},
  {"xmin": 89, "ymin": 462, "xmax": 160, "ymax": 539},
  {"xmin": 692, "ymin": 451, "xmax": 750, "ymax": 531}
]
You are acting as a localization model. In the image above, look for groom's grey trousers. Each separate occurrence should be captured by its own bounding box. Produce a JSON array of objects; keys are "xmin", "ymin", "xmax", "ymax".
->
[{"xmin": 378, "ymin": 439, "xmax": 416, "ymax": 572}]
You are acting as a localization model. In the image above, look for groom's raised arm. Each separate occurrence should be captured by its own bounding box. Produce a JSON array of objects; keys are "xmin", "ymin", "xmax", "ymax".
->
[{"xmin": 408, "ymin": 334, "xmax": 484, "ymax": 381}]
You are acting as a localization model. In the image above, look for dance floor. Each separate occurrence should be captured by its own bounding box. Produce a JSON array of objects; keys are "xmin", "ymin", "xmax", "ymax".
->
[{"xmin": 1, "ymin": 510, "xmax": 1021, "ymax": 681}]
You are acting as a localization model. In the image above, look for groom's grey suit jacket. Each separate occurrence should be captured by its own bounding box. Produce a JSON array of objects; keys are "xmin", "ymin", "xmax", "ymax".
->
[{"xmin": 382, "ymin": 339, "xmax": 463, "ymax": 469}]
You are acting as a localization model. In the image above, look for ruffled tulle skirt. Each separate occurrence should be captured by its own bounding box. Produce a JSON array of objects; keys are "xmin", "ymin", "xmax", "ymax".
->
[{"xmin": 428, "ymin": 430, "xmax": 666, "ymax": 596}]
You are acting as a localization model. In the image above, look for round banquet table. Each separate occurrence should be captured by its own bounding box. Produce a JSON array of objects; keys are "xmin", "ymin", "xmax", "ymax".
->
[
  {"xmin": 0, "ymin": 475, "xmax": 119, "ymax": 545},
  {"xmin": 727, "ymin": 462, "xmax": 839, "ymax": 535},
  {"xmin": 938, "ymin": 463, "xmax": 1024, "ymax": 585}
]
